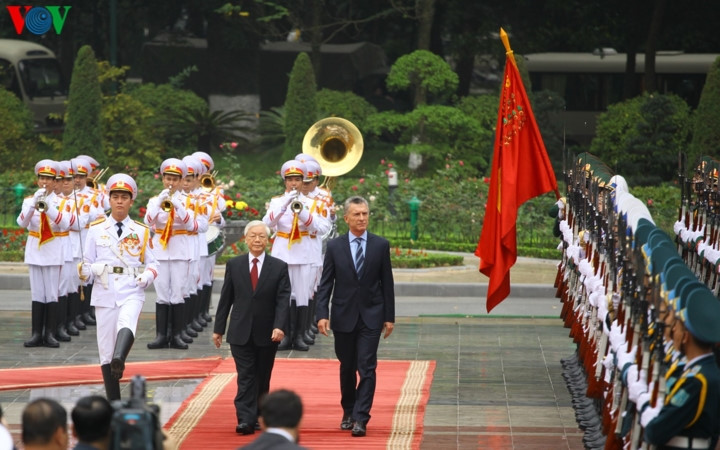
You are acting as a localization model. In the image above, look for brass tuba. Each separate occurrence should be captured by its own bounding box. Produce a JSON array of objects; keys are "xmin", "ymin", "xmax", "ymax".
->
[{"xmin": 302, "ymin": 117, "xmax": 363, "ymax": 188}]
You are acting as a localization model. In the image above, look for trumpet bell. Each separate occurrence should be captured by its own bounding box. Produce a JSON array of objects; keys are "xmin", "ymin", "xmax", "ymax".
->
[
  {"xmin": 302, "ymin": 117, "xmax": 363, "ymax": 177},
  {"xmin": 200, "ymin": 173, "xmax": 215, "ymax": 191}
]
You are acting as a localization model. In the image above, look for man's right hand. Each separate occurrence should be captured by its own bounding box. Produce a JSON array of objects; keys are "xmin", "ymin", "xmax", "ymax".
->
[{"xmin": 317, "ymin": 319, "xmax": 330, "ymax": 336}]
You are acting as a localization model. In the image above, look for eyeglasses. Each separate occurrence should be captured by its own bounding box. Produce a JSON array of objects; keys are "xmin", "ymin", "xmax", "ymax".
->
[{"xmin": 247, "ymin": 234, "xmax": 268, "ymax": 241}]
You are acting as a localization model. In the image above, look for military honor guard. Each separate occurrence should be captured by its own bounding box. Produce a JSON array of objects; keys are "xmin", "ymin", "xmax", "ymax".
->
[
  {"xmin": 79, "ymin": 174, "xmax": 158, "ymax": 401},
  {"xmin": 145, "ymin": 158, "xmax": 200, "ymax": 350},
  {"xmin": 17, "ymin": 160, "xmax": 73, "ymax": 348},
  {"xmin": 262, "ymin": 160, "xmax": 331, "ymax": 351},
  {"xmin": 54, "ymin": 160, "xmax": 79, "ymax": 342}
]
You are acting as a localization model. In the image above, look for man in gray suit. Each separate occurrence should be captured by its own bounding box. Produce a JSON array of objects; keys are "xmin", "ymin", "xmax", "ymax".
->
[
  {"xmin": 316, "ymin": 195, "xmax": 395, "ymax": 437},
  {"xmin": 213, "ymin": 220, "xmax": 291, "ymax": 435}
]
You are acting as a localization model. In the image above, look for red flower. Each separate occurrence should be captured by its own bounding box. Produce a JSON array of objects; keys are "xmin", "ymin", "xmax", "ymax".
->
[
  {"xmin": 227, "ymin": 211, "xmax": 234, "ymax": 217},
  {"xmin": 647, "ymin": 199, "xmax": 654, "ymax": 207},
  {"xmin": 231, "ymin": 142, "xmax": 238, "ymax": 148},
  {"xmin": 388, "ymin": 163, "xmax": 393, "ymax": 168},
  {"xmin": 380, "ymin": 159, "xmax": 385, "ymax": 165},
  {"xmin": 458, "ymin": 160, "xmax": 464, "ymax": 166},
  {"xmin": 2, "ymin": 229, "xmax": 7, "ymax": 236},
  {"xmin": 483, "ymin": 177, "xmax": 490, "ymax": 184},
  {"xmin": 359, "ymin": 178, "xmax": 365, "ymax": 184},
  {"xmin": 352, "ymin": 185, "xmax": 358, "ymax": 191},
  {"xmin": 235, "ymin": 193, "xmax": 241, "ymax": 199}
]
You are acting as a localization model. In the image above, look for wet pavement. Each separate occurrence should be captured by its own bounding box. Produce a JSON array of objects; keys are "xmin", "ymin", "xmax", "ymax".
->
[{"xmin": 0, "ymin": 254, "xmax": 585, "ymax": 449}]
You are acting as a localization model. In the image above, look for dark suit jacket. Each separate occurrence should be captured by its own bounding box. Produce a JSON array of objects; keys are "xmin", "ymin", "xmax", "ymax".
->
[
  {"xmin": 316, "ymin": 232, "xmax": 395, "ymax": 332},
  {"xmin": 214, "ymin": 253, "xmax": 291, "ymax": 346},
  {"xmin": 239, "ymin": 431, "xmax": 308, "ymax": 450}
]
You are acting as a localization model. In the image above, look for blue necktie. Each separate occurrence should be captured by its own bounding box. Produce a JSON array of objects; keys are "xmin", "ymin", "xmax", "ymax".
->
[
  {"xmin": 116, "ymin": 222, "xmax": 123, "ymax": 238},
  {"xmin": 354, "ymin": 237, "xmax": 364, "ymax": 276}
]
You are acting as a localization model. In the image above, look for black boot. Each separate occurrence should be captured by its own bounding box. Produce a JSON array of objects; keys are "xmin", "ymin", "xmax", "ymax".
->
[
  {"xmin": 194, "ymin": 293, "xmax": 208, "ymax": 328},
  {"xmin": 188, "ymin": 296, "xmax": 204, "ymax": 332},
  {"xmin": 81, "ymin": 288, "xmax": 96, "ymax": 326},
  {"xmin": 309, "ymin": 297, "xmax": 319, "ymax": 334},
  {"xmin": 293, "ymin": 305, "xmax": 309, "ymax": 351},
  {"xmin": 66, "ymin": 292, "xmax": 80, "ymax": 335},
  {"xmin": 183, "ymin": 298, "xmax": 199, "ymax": 337},
  {"xmin": 111, "ymin": 328, "xmax": 135, "ymax": 380},
  {"xmin": 147, "ymin": 304, "xmax": 170, "ymax": 349},
  {"xmin": 303, "ymin": 299, "xmax": 315, "ymax": 345},
  {"xmin": 101, "ymin": 364, "xmax": 121, "ymax": 401},
  {"xmin": 169, "ymin": 304, "xmax": 189, "ymax": 349},
  {"xmin": 201, "ymin": 284, "xmax": 213, "ymax": 322},
  {"xmin": 43, "ymin": 302, "xmax": 60, "ymax": 348},
  {"xmin": 24, "ymin": 301, "xmax": 44, "ymax": 347},
  {"xmin": 55, "ymin": 296, "xmax": 71, "ymax": 342},
  {"xmin": 278, "ymin": 301, "xmax": 294, "ymax": 351}
]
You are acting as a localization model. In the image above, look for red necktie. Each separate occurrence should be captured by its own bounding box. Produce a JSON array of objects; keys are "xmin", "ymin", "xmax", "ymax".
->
[{"xmin": 251, "ymin": 257, "xmax": 259, "ymax": 290}]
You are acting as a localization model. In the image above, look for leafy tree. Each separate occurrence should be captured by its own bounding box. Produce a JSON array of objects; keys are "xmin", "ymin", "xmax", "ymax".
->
[
  {"xmin": 283, "ymin": 52, "xmax": 317, "ymax": 161},
  {"xmin": 0, "ymin": 87, "xmax": 37, "ymax": 169},
  {"xmin": 127, "ymin": 82, "xmax": 207, "ymax": 153},
  {"xmin": 590, "ymin": 93, "xmax": 691, "ymax": 185},
  {"xmin": 315, "ymin": 89, "xmax": 377, "ymax": 129},
  {"xmin": 689, "ymin": 56, "xmax": 720, "ymax": 168},
  {"xmin": 62, "ymin": 45, "xmax": 103, "ymax": 161},
  {"xmin": 386, "ymin": 50, "xmax": 458, "ymax": 107}
]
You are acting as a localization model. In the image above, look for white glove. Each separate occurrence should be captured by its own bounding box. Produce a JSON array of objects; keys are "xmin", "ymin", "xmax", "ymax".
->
[
  {"xmin": 640, "ymin": 401, "xmax": 663, "ymax": 427},
  {"xmin": 616, "ymin": 344, "xmax": 637, "ymax": 371},
  {"xmin": 158, "ymin": 189, "xmax": 170, "ymax": 203},
  {"xmin": 627, "ymin": 367, "xmax": 648, "ymax": 403},
  {"xmin": 298, "ymin": 205, "xmax": 311, "ymax": 223},
  {"xmin": 636, "ymin": 383, "xmax": 653, "ymax": 409},
  {"xmin": 32, "ymin": 188, "xmax": 46, "ymax": 201},
  {"xmin": 135, "ymin": 271, "xmax": 154, "ymax": 289},
  {"xmin": 602, "ymin": 353, "xmax": 615, "ymax": 373},
  {"xmin": 282, "ymin": 190, "xmax": 299, "ymax": 208},
  {"xmin": 78, "ymin": 263, "xmax": 91, "ymax": 280}
]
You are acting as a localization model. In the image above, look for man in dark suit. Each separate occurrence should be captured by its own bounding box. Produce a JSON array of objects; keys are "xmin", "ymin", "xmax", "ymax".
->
[
  {"xmin": 316, "ymin": 195, "xmax": 395, "ymax": 437},
  {"xmin": 240, "ymin": 389, "xmax": 309, "ymax": 450},
  {"xmin": 213, "ymin": 220, "xmax": 291, "ymax": 435}
]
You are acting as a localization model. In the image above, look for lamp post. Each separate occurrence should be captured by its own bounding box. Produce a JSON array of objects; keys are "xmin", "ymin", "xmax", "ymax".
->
[
  {"xmin": 387, "ymin": 167, "xmax": 398, "ymax": 215},
  {"xmin": 408, "ymin": 195, "xmax": 421, "ymax": 241}
]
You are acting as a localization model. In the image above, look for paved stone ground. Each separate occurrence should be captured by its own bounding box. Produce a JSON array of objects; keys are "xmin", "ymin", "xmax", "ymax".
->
[{"xmin": 0, "ymin": 255, "xmax": 586, "ymax": 449}]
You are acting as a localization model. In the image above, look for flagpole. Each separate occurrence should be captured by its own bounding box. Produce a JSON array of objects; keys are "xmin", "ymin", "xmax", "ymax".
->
[{"xmin": 499, "ymin": 28, "xmax": 516, "ymax": 66}]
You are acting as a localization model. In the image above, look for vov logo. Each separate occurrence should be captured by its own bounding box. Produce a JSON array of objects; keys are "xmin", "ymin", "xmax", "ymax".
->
[{"xmin": 6, "ymin": 6, "xmax": 72, "ymax": 35}]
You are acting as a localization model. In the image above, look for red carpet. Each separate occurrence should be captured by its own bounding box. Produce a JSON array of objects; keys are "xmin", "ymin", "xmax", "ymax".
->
[
  {"xmin": 0, "ymin": 356, "xmax": 223, "ymax": 390},
  {"xmin": 165, "ymin": 358, "xmax": 435, "ymax": 449}
]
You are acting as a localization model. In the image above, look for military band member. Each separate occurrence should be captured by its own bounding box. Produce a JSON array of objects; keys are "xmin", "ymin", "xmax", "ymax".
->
[
  {"xmin": 181, "ymin": 155, "xmax": 210, "ymax": 336},
  {"xmin": 263, "ymin": 160, "xmax": 331, "ymax": 351},
  {"xmin": 55, "ymin": 160, "xmax": 79, "ymax": 342},
  {"xmin": 71, "ymin": 157, "xmax": 102, "ymax": 329},
  {"xmin": 79, "ymin": 174, "xmax": 158, "ymax": 401},
  {"xmin": 17, "ymin": 160, "xmax": 73, "ymax": 348},
  {"xmin": 639, "ymin": 288, "xmax": 720, "ymax": 449},
  {"xmin": 193, "ymin": 151, "xmax": 226, "ymax": 324},
  {"xmin": 145, "ymin": 159, "xmax": 199, "ymax": 350}
]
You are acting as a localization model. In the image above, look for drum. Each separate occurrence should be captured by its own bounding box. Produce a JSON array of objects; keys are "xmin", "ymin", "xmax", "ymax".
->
[{"xmin": 206, "ymin": 225, "xmax": 225, "ymax": 256}]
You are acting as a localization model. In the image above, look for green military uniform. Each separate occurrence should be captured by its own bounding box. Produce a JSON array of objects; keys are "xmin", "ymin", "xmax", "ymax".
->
[{"xmin": 643, "ymin": 288, "xmax": 720, "ymax": 449}]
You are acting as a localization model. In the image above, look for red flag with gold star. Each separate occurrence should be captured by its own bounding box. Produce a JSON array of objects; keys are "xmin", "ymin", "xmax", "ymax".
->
[{"xmin": 475, "ymin": 28, "xmax": 559, "ymax": 312}]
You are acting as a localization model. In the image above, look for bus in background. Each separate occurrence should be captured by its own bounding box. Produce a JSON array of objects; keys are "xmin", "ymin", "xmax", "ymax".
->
[
  {"xmin": 523, "ymin": 51, "xmax": 720, "ymax": 146},
  {"xmin": 0, "ymin": 39, "xmax": 67, "ymax": 132}
]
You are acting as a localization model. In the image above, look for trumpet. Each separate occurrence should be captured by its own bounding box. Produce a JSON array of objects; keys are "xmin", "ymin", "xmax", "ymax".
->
[
  {"xmin": 200, "ymin": 170, "xmax": 218, "ymax": 192},
  {"xmin": 87, "ymin": 167, "xmax": 109, "ymax": 190},
  {"xmin": 161, "ymin": 186, "xmax": 174, "ymax": 212},
  {"xmin": 290, "ymin": 199, "xmax": 303, "ymax": 213},
  {"xmin": 36, "ymin": 194, "xmax": 47, "ymax": 213}
]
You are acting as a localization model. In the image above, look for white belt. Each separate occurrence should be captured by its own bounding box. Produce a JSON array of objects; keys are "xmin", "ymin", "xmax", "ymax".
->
[
  {"xmin": 109, "ymin": 266, "xmax": 141, "ymax": 277},
  {"xmin": 666, "ymin": 436, "xmax": 711, "ymax": 449}
]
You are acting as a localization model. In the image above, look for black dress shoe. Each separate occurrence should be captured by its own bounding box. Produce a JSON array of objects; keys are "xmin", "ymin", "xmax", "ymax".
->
[
  {"xmin": 340, "ymin": 415, "xmax": 353, "ymax": 430},
  {"xmin": 351, "ymin": 421, "xmax": 366, "ymax": 437},
  {"xmin": 235, "ymin": 423, "xmax": 255, "ymax": 435}
]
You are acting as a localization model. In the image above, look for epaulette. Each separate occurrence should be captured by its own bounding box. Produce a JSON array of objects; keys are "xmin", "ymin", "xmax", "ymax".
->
[
  {"xmin": 89, "ymin": 217, "xmax": 106, "ymax": 227},
  {"xmin": 133, "ymin": 220, "xmax": 149, "ymax": 229}
]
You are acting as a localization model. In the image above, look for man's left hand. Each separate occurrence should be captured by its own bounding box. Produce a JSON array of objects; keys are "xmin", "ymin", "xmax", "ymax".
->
[
  {"xmin": 212, "ymin": 333, "xmax": 223, "ymax": 348},
  {"xmin": 271, "ymin": 328, "xmax": 284, "ymax": 342},
  {"xmin": 383, "ymin": 322, "xmax": 394, "ymax": 339}
]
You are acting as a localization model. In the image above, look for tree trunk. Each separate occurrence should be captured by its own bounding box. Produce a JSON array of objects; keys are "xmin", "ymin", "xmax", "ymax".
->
[
  {"xmin": 644, "ymin": 0, "xmax": 668, "ymax": 93},
  {"xmin": 310, "ymin": 0, "xmax": 323, "ymax": 86},
  {"xmin": 416, "ymin": 0, "xmax": 435, "ymax": 51}
]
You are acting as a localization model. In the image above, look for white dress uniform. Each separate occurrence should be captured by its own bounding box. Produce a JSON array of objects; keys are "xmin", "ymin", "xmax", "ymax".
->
[
  {"xmin": 81, "ymin": 173, "xmax": 158, "ymax": 401},
  {"xmin": 84, "ymin": 216, "xmax": 158, "ymax": 363}
]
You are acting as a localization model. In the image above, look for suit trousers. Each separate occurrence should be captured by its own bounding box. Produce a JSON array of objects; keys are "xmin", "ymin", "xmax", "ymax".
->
[
  {"xmin": 230, "ymin": 341, "xmax": 279, "ymax": 424},
  {"xmin": 333, "ymin": 317, "xmax": 382, "ymax": 424}
]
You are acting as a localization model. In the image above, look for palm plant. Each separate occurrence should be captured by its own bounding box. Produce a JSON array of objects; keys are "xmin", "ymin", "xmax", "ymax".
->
[{"xmin": 166, "ymin": 105, "xmax": 255, "ymax": 151}]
